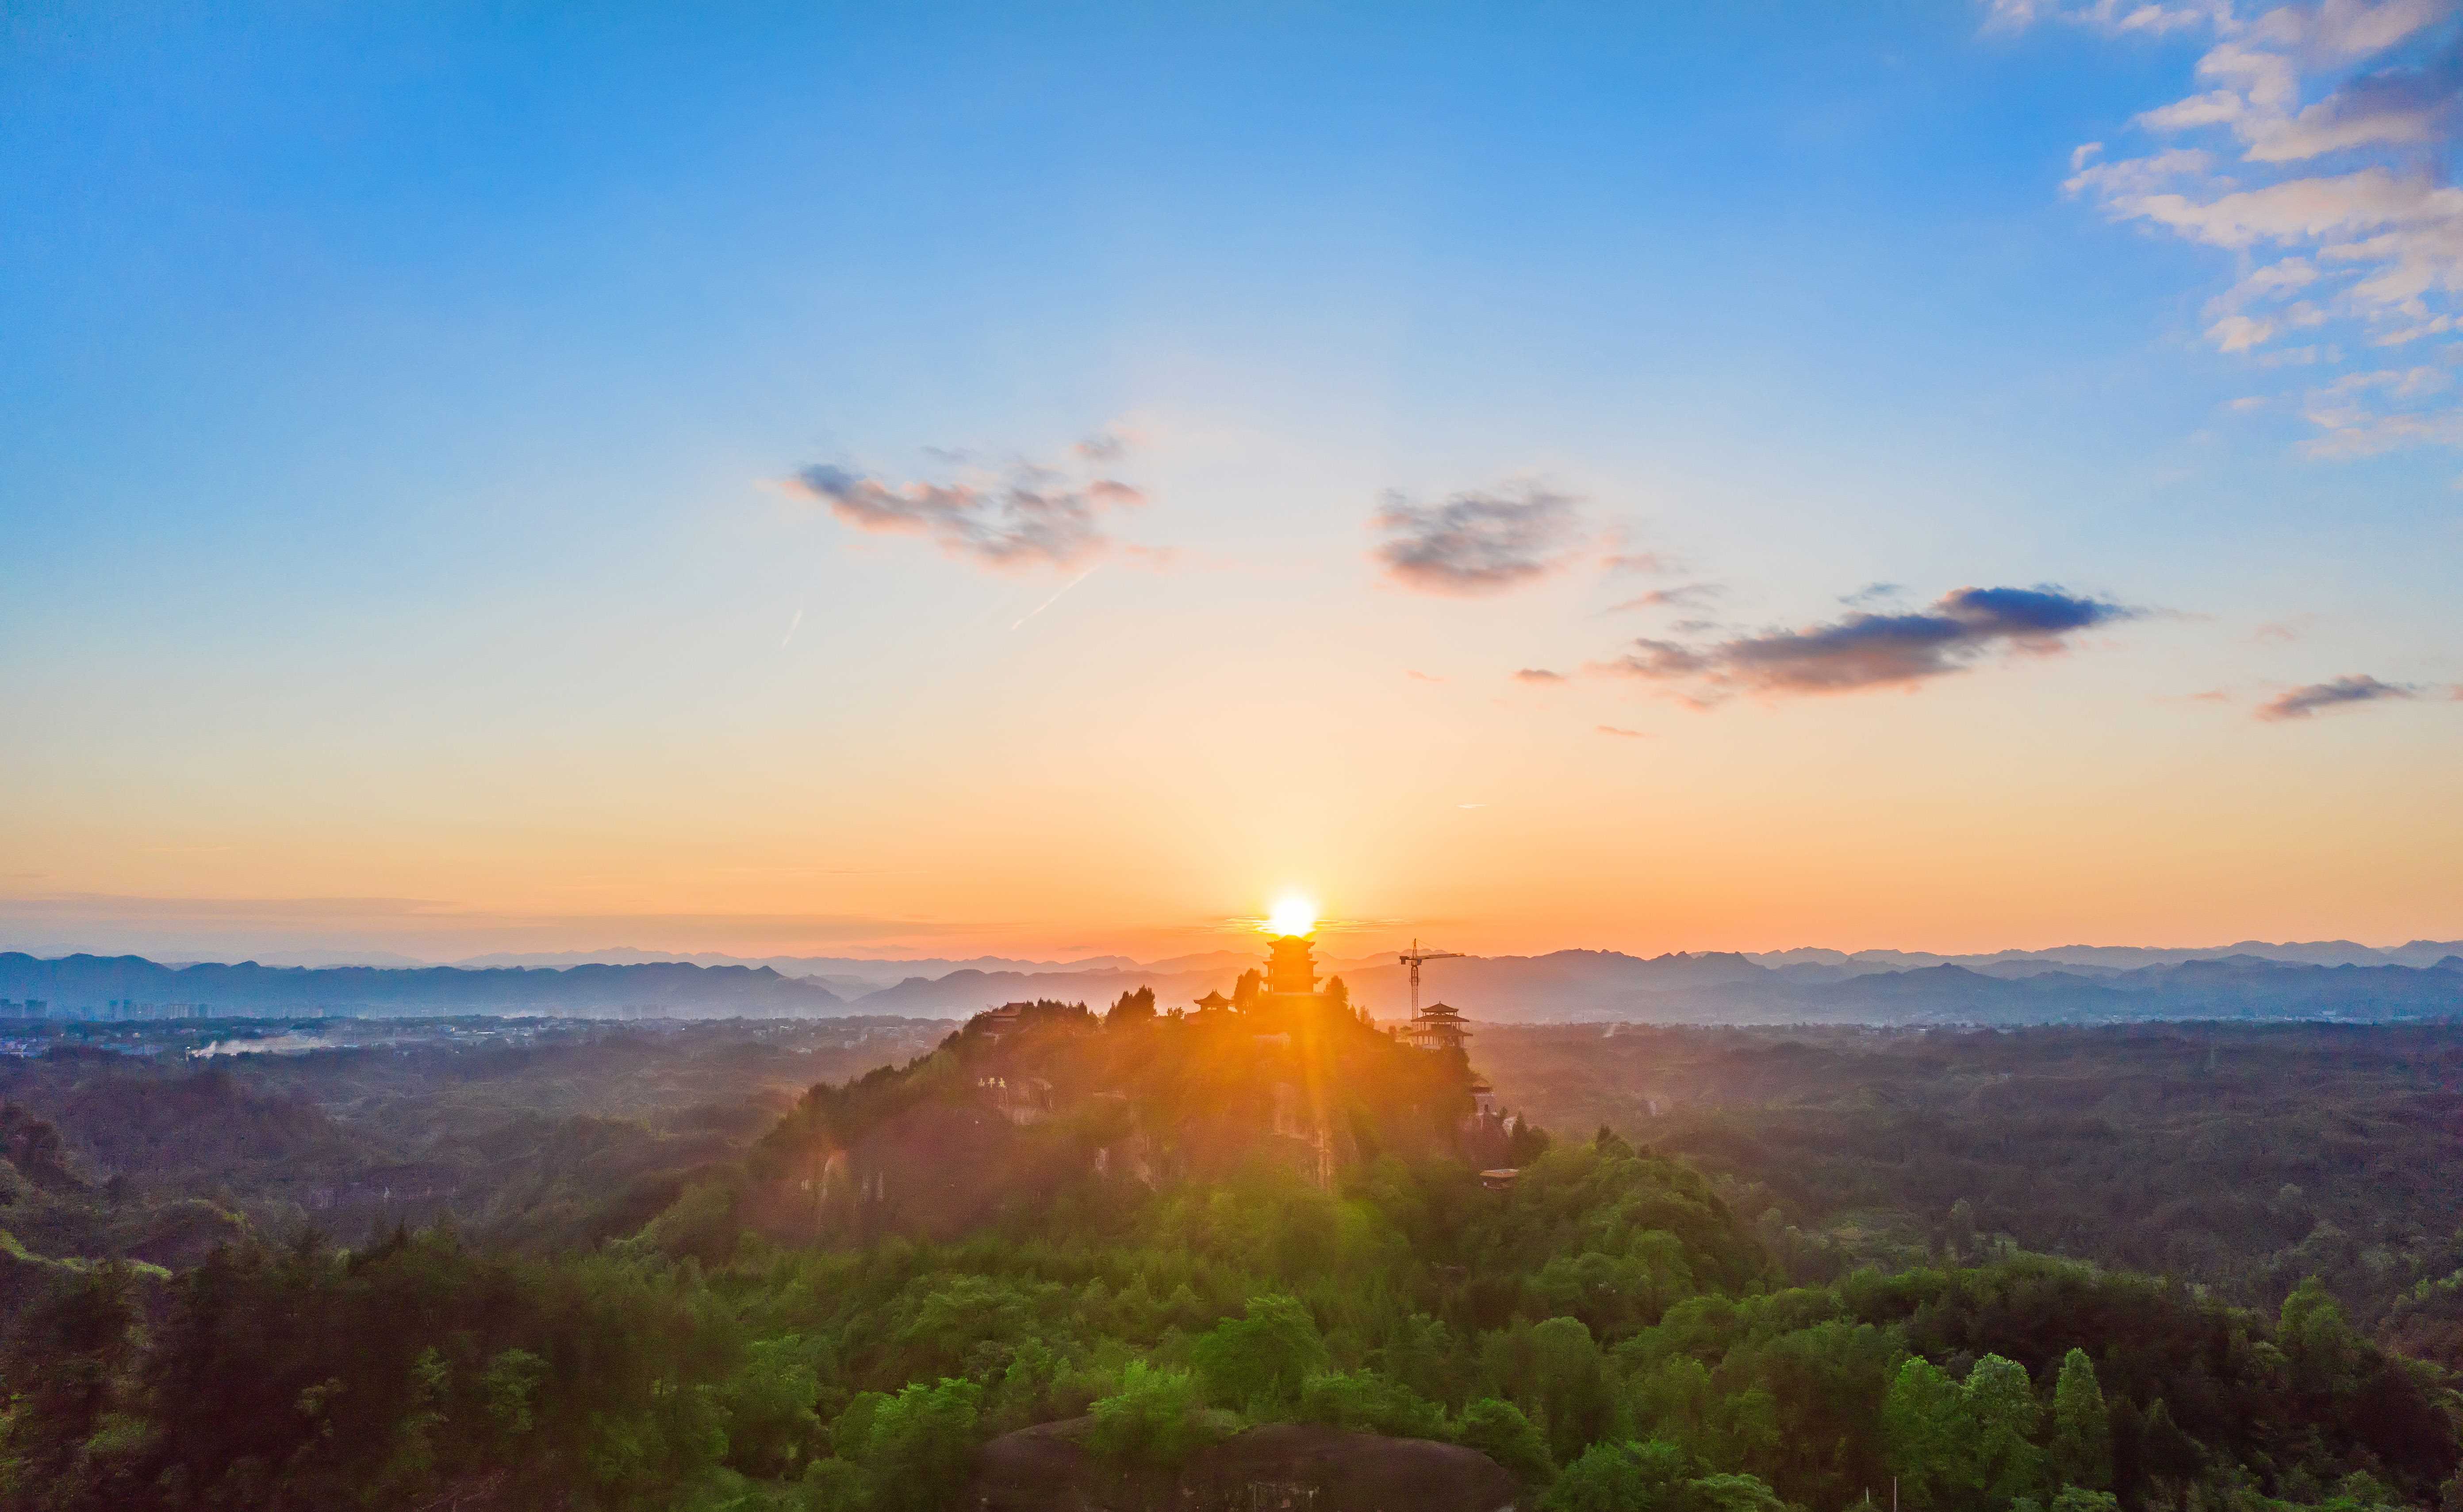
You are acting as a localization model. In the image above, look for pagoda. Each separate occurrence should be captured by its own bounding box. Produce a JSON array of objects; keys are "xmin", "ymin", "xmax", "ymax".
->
[
  {"xmin": 1403, "ymin": 1000, "xmax": 1471, "ymax": 1054},
  {"xmin": 1262, "ymin": 934, "xmax": 1320, "ymax": 1004}
]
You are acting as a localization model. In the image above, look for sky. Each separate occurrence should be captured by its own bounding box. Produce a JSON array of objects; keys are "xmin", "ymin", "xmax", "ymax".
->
[{"xmin": 3, "ymin": 0, "xmax": 2459, "ymax": 965}]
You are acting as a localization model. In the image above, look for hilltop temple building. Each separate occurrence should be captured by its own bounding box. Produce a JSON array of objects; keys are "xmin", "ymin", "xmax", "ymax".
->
[{"xmin": 1400, "ymin": 999, "xmax": 1469, "ymax": 1053}]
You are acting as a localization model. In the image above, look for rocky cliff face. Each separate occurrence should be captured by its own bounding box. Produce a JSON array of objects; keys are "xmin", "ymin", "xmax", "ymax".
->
[{"xmin": 966, "ymin": 1419, "xmax": 1521, "ymax": 1512}]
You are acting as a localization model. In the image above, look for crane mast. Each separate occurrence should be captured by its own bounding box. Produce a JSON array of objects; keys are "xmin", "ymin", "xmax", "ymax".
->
[{"xmin": 1397, "ymin": 938, "xmax": 1465, "ymax": 1019}]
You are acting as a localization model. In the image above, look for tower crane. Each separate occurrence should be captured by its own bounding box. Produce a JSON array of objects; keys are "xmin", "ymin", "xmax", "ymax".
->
[{"xmin": 1397, "ymin": 938, "xmax": 1465, "ymax": 1020}]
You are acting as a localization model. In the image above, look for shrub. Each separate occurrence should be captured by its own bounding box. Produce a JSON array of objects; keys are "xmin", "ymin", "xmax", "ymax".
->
[
  {"xmin": 1297, "ymin": 1369, "xmax": 1446, "ymax": 1439},
  {"xmin": 1087, "ymin": 1361, "xmax": 1226, "ymax": 1466},
  {"xmin": 1455, "ymin": 1396, "xmax": 1555, "ymax": 1486}
]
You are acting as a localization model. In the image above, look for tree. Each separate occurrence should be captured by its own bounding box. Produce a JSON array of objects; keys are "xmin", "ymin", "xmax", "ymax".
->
[
  {"xmin": 1191, "ymin": 1294, "xmax": 1328, "ymax": 1412},
  {"xmin": 1884, "ymin": 1353, "xmax": 2042, "ymax": 1512},
  {"xmin": 719, "ymin": 1335, "xmax": 824, "ymax": 1478},
  {"xmin": 1687, "ymin": 1472, "xmax": 1789, "ymax": 1512},
  {"xmin": 1527, "ymin": 1317, "xmax": 1616, "ymax": 1467},
  {"xmin": 2279, "ymin": 1277, "xmax": 2365, "ymax": 1397},
  {"xmin": 1457, "ymin": 1397, "xmax": 1555, "ymax": 1487},
  {"xmin": 1963, "ymin": 1354, "xmax": 2044, "ymax": 1505},
  {"xmin": 2050, "ymin": 1349, "xmax": 2112, "ymax": 1492},
  {"xmin": 1232, "ymin": 969, "xmax": 1264, "ymax": 1012},
  {"xmin": 1324, "ymin": 976, "xmax": 1351, "ymax": 1012},
  {"xmin": 1107, "ymin": 986, "xmax": 1157, "ymax": 1029},
  {"xmin": 1884, "ymin": 1358, "xmax": 1969, "ymax": 1508},
  {"xmin": 1543, "ymin": 1438, "xmax": 1688, "ymax": 1512},
  {"xmin": 482, "ymin": 1347, "xmax": 548, "ymax": 1443},
  {"xmin": 0, "ymin": 1264, "xmax": 141, "ymax": 1500},
  {"xmin": 854, "ymin": 1377, "xmax": 982, "ymax": 1512},
  {"xmin": 1089, "ymin": 1361, "xmax": 1220, "ymax": 1465}
]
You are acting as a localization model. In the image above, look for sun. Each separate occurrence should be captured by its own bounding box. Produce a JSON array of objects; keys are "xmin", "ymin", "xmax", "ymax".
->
[{"xmin": 1263, "ymin": 893, "xmax": 1319, "ymax": 938}]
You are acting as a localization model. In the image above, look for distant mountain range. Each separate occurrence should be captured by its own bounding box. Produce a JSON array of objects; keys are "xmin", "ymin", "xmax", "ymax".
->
[
  {"xmin": 0, "ymin": 953, "xmax": 846, "ymax": 1019},
  {"xmin": 3, "ymin": 939, "xmax": 2458, "ymax": 1025}
]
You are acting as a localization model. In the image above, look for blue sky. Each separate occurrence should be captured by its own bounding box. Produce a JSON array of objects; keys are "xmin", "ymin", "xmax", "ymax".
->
[{"xmin": 3, "ymin": 1, "xmax": 2458, "ymax": 961}]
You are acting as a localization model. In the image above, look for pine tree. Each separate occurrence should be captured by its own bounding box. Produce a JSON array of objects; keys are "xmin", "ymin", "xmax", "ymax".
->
[{"xmin": 2051, "ymin": 1348, "xmax": 2113, "ymax": 1491}]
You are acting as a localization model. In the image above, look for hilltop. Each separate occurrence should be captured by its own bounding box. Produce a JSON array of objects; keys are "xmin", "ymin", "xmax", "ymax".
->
[{"xmin": 675, "ymin": 979, "xmax": 1539, "ymax": 1255}]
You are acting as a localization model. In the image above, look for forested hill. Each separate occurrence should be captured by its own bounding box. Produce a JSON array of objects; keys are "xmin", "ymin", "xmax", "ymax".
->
[
  {"xmin": 4, "ymin": 995, "xmax": 2458, "ymax": 1511},
  {"xmin": 0, "ymin": 952, "xmax": 846, "ymax": 1018}
]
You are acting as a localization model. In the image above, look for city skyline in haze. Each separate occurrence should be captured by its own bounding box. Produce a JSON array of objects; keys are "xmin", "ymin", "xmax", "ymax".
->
[{"xmin": 5, "ymin": 2, "xmax": 2459, "ymax": 965}]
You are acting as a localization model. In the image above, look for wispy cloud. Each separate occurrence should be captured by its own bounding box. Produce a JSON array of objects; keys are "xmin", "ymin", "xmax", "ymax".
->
[
  {"xmin": 1986, "ymin": 0, "xmax": 2232, "ymax": 37},
  {"xmin": 1371, "ymin": 483, "xmax": 1585, "ymax": 595},
  {"xmin": 1596, "ymin": 724, "xmax": 1651, "ymax": 738},
  {"xmin": 1073, "ymin": 425, "xmax": 1134, "ymax": 462},
  {"xmin": 1604, "ymin": 548, "xmax": 1684, "ymax": 576},
  {"xmin": 1606, "ymin": 582, "xmax": 1724, "ymax": 613},
  {"xmin": 783, "ymin": 438, "xmax": 1149, "ymax": 571},
  {"xmin": 2255, "ymin": 672, "xmax": 2420, "ymax": 719},
  {"xmin": 2037, "ymin": 0, "xmax": 2463, "ymax": 453},
  {"xmin": 1595, "ymin": 585, "xmax": 2136, "ymax": 701},
  {"xmin": 1513, "ymin": 667, "xmax": 1568, "ymax": 684}
]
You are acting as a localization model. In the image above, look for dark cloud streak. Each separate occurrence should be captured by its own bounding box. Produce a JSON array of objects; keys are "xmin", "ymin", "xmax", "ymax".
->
[
  {"xmin": 2255, "ymin": 675, "xmax": 2418, "ymax": 721},
  {"xmin": 1596, "ymin": 586, "xmax": 2135, "ymax": 700}
]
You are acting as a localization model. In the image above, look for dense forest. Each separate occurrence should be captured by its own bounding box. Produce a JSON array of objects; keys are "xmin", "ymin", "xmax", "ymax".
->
[
  {"xmin": 0, "ymin": 1018, "xmax": 948, "ymax": 1270},
  {"xmin": 1474, "ymin": 1024, "xmax": 2463, "ymax": 1374},
  {"xmin": 1, "ymin": 996, "xmax": 2457, "ymax": 1510}
]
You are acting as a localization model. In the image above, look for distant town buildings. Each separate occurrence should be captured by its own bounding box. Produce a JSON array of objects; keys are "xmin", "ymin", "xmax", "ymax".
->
[
  {"xmin": 99, "ymin": 1000, "xmax": 212, "ymax": 1020},
  {"xmin": 1, "ymin": 999, "xmax": 218, "ymax": 1020}
]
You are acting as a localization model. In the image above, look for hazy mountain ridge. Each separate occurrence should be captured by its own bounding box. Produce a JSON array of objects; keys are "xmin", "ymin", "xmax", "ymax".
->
[
  {"xmin": 0, "ymin": 953, "xmax": 847, "ymax": 1018},
  {"xmin": 5, "ymin": 943, "xmax": 2460, "ymax": 1024},
  {"xmin": 1753, "ymin": 938, "xmax": 2463, "ymax": 972}
]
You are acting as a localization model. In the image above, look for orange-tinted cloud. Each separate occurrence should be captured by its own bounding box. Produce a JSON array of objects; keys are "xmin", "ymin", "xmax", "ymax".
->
[{"xmin": 1372, "ymin": 483, "xmax": 1584, "ymax": 595}]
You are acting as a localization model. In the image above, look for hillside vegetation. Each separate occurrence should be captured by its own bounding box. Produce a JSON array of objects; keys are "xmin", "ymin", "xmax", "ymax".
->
[
  {"xmin": 1476, "ymin": 1023, "xmax": 2463, "ymax": 1373},
  {"xmin": 0, "ymin": 999, "xmax": 2455, "ymax": 1512}
]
